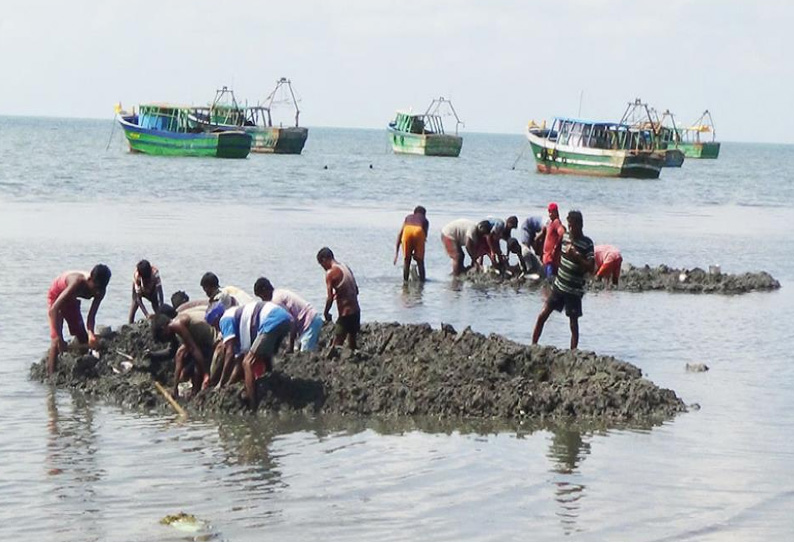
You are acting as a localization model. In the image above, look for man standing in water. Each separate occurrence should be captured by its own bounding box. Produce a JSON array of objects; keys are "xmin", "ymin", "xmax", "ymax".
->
[
  {"xmin": 46, "ymin": 264, "xmax": 112, "ymax": 375},
  {"xmin": 393, "ymin": 205, "xmax": 429, "ymax": 282},
  {"xmin": 532, "ymin": 210, "xmax": 594, "ymax": 349},
  {"xmin": 317, "ymin": 247, "xmax": 361, "ymax": 350}
]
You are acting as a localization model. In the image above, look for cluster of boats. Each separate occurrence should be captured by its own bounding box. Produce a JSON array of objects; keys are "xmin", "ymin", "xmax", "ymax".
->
[
  {"xmin": 525, "ymin": 99, "xmax": 721, "ymax": 179},
  {"xmin": 117, "ymin": 85, "xmax": 720, "ymax": 181},
  {"xmin": 117, "ymin": 78, "xmax": 308, "ymax": 158}
]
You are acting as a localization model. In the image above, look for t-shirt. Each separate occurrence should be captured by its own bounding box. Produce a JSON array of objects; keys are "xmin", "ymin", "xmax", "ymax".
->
[
  {"xmin": 441, "ymin": 219, "xmax": 478, "ymax": 245},
  {"xmin": 595, "ymin": 245, "xmax": 622, "ymax": 267},
  {"xmin": 272, "ymin": 289, "xmax": 317, "ymax": 335},
  {"xmin": 219, "ymin": 301, "xmax": 293, "ymax": 354},
  {"xmin": 487, "ymin": 218, "xmax": 506, "ymax": 239},
  {"xmin": 554, "ymin": 232, "xmax": 595, "ymax": 297},
  {"xmin": 520, "ymin": 217, "xmax": 542, "ymax": 247},
  {"xmin": 542, "ymin": 218, "xmax": 565, "ymax": 265}
]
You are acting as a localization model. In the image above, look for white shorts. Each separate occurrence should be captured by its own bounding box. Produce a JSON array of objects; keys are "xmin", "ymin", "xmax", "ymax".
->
[{"xmin": 299, "ymin": 314, "xmax": 324, "ymax": 352}]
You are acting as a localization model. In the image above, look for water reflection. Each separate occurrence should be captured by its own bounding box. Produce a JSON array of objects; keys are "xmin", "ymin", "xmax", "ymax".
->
[
  {"xmin": 547, "ymin": 427, "xmax": 591, "ymax": 536},
  {"xmin": 45, "ymin": 387, "xmax": 105, "ymax": 541},
  {"xmin": 400, "ymin": 281, "xmax": 425, "ymax": 308}
]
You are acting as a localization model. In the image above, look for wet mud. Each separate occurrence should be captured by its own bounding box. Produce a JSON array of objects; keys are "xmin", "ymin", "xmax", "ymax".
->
[
  {"xmin": 31, "ymin": 321, "xmax": 685, "ymax": 426},
  {"xmin": 462, "ymin": 264, "xmax": 781, "ymax": 294}
]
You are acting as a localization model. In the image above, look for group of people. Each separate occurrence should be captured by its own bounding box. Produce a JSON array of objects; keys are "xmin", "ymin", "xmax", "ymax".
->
[
  {"xmin": 46, "ymin": 248, "xmax": 360, "ymax": 409},
  {"xmin": 392, "ymin": 203, "xmax": 624, "ymax": 349},
  {"xmin": 47, "ymin": 204, "xmax": 623, "ymax": 408}
]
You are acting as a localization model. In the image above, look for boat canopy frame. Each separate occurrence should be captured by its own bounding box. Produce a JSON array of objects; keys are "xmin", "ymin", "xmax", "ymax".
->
[
  {"xmin": 680, "ymin": 109, "xmax": 717, "ymax": 143},
  {"xmin": 546, "ymin": 116, "xmax": 654, "ymax": 152}
]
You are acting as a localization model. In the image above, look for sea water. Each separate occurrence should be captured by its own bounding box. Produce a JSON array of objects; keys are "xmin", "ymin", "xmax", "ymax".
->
[{"xmin": 1, "ymin": 116, "xmax": 793, "ymax": 541}]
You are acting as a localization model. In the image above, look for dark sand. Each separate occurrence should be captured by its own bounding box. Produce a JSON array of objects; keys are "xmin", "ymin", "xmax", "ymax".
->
[
  {"xmin": 463, "ymin": 264, "xmax": 780, "ymax": 294},
  {"xmin": 31, "ymin": 321, "xmax": 685, "ymax": 427}
]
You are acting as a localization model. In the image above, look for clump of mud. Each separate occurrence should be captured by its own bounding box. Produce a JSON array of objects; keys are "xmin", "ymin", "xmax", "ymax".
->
[
  {"xmin": 460, "ymin": 264, "xmax": 780, "ymax": 295},
  {"xmin": 30, "ymin": 321, "xmax": 685, "ymax": 425}
]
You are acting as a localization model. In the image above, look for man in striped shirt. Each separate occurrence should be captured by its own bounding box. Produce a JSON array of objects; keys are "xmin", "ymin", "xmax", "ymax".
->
[
  {"xmin": 206, "ymin": 299, "xmax": 293, "ymax": 409},
  {"xmin": 532, "ymin": 210, "xmax": 595, "ymax": 349}
]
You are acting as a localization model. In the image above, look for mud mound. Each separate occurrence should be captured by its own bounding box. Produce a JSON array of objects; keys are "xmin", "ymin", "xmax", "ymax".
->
[
  {"xmin": 31, "ymin": 321, "xmax": 685, "ymax": 425},
  {"xmin": 459, "ymin": 265, "xmax": 780, "ymax": 295}
]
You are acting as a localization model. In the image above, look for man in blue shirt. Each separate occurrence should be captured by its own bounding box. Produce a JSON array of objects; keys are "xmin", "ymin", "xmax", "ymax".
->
[{"xmin": 207, "ymin": 299, "xmax": 293, "ymax": 409}]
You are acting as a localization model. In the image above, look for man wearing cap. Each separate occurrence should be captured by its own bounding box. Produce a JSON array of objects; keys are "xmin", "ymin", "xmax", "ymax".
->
[
  {"xmin": 541, "ymin": 203, "xmax": 566, "ymax": 278},
  {"xmin": 206, "ymin": 299, "xmax": 293, "ymax": 409},
  {"xmin": 532, "ymin": 209, "xmax": 595, "ymax": 349}
]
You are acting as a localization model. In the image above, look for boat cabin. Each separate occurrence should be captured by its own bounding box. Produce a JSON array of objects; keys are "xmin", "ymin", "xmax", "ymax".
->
[
  {"xmin": 138, "ymin": 104, "xmax": 199, "ymax": 133},
  {"xmin": 541, "ymin": 117, "xmax": 654, "ymax": 151}
]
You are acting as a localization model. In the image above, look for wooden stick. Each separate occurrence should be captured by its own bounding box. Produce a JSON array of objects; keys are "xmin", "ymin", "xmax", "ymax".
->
[{"xmin": 153, "ymin": 381, "xmax": 187, "ymax": 418}]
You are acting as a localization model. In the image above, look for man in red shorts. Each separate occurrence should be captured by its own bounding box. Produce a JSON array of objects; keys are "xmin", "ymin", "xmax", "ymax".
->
[{"xmin": 47, "ymin": 264, "xmax": 112, "ymax": 375}]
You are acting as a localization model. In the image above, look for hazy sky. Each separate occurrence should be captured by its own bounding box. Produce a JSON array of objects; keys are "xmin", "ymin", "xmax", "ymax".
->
[{"xmin": 1, "ymin": 0, "xmax": 791, "ymax": 143}]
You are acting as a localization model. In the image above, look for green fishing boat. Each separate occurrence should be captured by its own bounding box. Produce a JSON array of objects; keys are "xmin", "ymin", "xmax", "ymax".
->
[
  {"xmin": 526, "ymin": 116, "xmax": 664, "ymax": 179},
  {"xmin": 194, "ymin": 79, "xmax": 308, "ymax": 154},
  {"xmin": 117, "ymin": 104, "xmax": 251, "ymax": 158},
  {"xmin": 673, "ymin": 110, "xmax": 721, "ymax": 158},
  {"xmin": 388, "ymin": 97, "xmax": 463, "ymax": 157}
]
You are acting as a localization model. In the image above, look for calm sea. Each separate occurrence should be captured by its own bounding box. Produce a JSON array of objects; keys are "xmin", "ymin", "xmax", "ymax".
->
[{"xmin": 1, "ymin": 116, "xmax": 793, "ymax": 541}]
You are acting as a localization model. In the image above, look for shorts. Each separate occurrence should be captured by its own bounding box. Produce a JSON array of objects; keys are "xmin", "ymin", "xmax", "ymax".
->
[
  {"xmin": 251, "ymin": 320, "xmax": 291, "ymax": 360},
  {"xmin": 335, "ymin": 311, "xmax": 361, "ymax": 337},
  {"xmin": 299, "ymin": 314, "xmax": 324, "ymax": 352},
  {"xmin": 547, "ymin": 287, "xmax": 583, "ymax": 318},
  {"xmin": 544, "ymin": 263, "xmax": 557, "ymax": 278},
  {"xmin": 47, "ymin": 290, "xmax": 87, "ymax": 342},
  {"xmin": 597, "ymin": 256, "xmax": 623, "ymax": 283},
  {"xmin": 401, "ymin": 224, "xmax": 426, "ymax": 260},
  {"xmin": 441, "ymin": 233, "xmax": 462, "ymax": 261}
]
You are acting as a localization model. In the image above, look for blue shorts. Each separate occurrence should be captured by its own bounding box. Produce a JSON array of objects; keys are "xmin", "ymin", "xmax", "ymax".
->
[
  {"xmin": 544, "ymin": 263, "xmax": 557, "ymax": 278},
  {"xmin": 299, "ymin": 314, "xmax": 324, "ymax": 352}
]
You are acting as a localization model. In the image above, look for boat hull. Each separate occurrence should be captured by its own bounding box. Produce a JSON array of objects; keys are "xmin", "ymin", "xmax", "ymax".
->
[
  {"xmin": 678, "ymin": 142, "xmax": 720, "ymax": 159},
  {"xmin": 119, "ymin": 116, "xmax": 251, "ymax": 158},
  {"xmin": 663, "ymin": 149, "xmax": 685, "ymax": 167},
  {"xmin": 527, "ymin": 132, "xmax": 663, "ymax": 179},
  {"xmin": 248, "ymin": 126, "xmax": 309, "ymax": 154},
  {"xmin": 388, "ymin": 129, "xmax": 462, "ymax": 157}
]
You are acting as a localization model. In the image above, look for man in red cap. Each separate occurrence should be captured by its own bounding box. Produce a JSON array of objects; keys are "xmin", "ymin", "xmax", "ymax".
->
[{"xmin": 541, "ymin": 202, "xmax": 566, "ymax": 278}]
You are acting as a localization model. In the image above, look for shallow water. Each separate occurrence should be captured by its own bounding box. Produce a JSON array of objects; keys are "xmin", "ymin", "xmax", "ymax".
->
[{"xmin": 1, "ymin": 116, "xmax": 793, "ymax": 540}]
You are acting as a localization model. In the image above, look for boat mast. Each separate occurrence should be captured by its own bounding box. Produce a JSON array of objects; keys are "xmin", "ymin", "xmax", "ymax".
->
[
  {"xmin": 424, "ymin": 97, "xmax": 464, "ymax": 136},
  {"xmin": 262, "ymin": 77, "xmax": 302, "ymax": 127}
]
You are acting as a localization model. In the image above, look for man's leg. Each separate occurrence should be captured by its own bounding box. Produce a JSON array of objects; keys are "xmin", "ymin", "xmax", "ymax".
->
[
  {"xmin": 416, "ymin": 258, "xmax": 426, "ymax": 282},
  {"xmin": 242, "ymin": 351, "xmax": 258, "ymax": 410},
  {"xmin": 402, "ymin": 253, "xmax": 411, "ymax": 282},
  {"xmin": 128, "ymin": 286, "xmax": 139, "ymax": 324},
  {"xmin": 532, "ymin": 304, "xmax": 554, "ymax": 344},
  {"xmin": 569, "ymin": 316, "xmax": 580, "ymax": 350}
]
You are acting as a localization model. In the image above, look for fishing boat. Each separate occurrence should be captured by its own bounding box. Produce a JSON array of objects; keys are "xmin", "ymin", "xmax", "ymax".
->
[
  {"xmin": 388, "ymin": 97, "xmax": 463, "ymax": 157},
  {"xmin": 117, "ymin": 104, "xmax": 252, "ymax": 158},
  {"xmin": 619, "ymin": 99, "xmax": 685, "ymax": 168},
  {"xmin": 526, "ymin": 116, "xmax": 665, "ymax": 178},
  {"xmin": 673, "ymin": 110, "xmax": 720, "ymax": 159},
  {"xmin": 193, "ymin": 78, "xmax": 308, "ymax": 154}
]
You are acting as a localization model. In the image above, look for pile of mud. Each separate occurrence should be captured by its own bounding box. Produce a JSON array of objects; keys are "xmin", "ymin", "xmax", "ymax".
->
[
  {"xmin": 30, "ymin": 321, "xmax": 686, "ymax": 425},
  {"xmin": 462, "ymin": 264, "xmax": 780, "ymax": 294}
]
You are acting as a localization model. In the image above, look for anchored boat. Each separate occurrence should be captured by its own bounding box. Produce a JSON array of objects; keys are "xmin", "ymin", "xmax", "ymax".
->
[
  {"xmin": 388, "ymin": 97, "xmax": 463, "ymax": 157},
  {"xmin": 674, "ymin": 110, "xmax": 721, "ymax": 159},
  {"xmin": 117, "ymin": 104, "xmax": 252, "ymax": 158},
  {"xmin": 193, "ymin": 79, "xmax": 308, "ymax": 154},
  {"xmin": 526, "ymin": 116, "xmax": 665, "ymax": 178}
]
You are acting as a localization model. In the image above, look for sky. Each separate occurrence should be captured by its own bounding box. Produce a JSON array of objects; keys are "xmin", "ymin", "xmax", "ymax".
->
[{"xmin": 0, "ymin": 0, "xmax": 791, "ymax": 143}]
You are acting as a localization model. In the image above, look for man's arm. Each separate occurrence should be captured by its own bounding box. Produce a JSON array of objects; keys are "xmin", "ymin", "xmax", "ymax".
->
[
  {"xmin": 323, "ymin": 269, "xmax": 338, "ymax": 322},
  {"xmin": 155, "ymin": 284, "xmax": 164, "ymax": 309},
  {"xmin": 172, "ymin": 319, "xmax": 205, "ymax": 373},
  {"xmin": 215, "ymin": 340, "xmax": 238, "ymax": 389},
  {"xmin": 86, "ymin": 290, "xmax": 106, "ymax": 346},
  {"xmin": 393, "ymin": 226, "xmax": 404, "ymax": 265}
]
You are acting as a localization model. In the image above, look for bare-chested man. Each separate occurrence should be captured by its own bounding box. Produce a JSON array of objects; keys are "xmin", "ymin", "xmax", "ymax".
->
[{"xmin": 317, "ymin": 247, "xmax": 360, "ymax": 350}]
